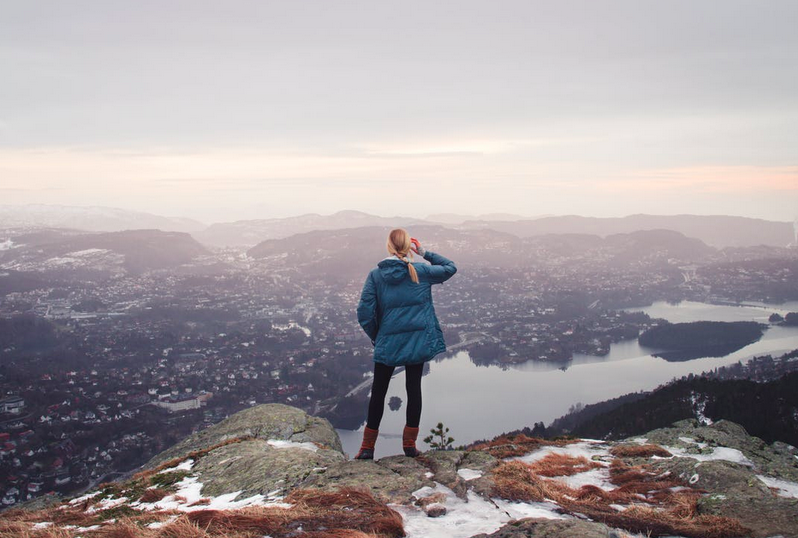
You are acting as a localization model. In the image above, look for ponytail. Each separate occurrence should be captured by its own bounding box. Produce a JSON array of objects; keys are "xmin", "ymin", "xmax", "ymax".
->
[
  {"xmin": 387, "ymin": 228, "xmax": 420, "ymax": 284},
  {"xmin": 399, "ymin": 254, "xmax": 419, "ymax": 284}
]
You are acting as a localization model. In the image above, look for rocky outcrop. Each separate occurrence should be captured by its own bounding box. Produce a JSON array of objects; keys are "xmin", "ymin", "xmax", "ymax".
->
[
  {"xmin": 634, "ymin": 419, "xmax": 798, "ymax": 537},
  {"xmin": 642, "ymin": 418, "xmax": 798, "ymax": 481},
  {"xmin": 11, "ymin": 404, "xmax": 798, "ymax": 538},
  {"xmin": 141, "ymin": 403, "xmax": 345, "ymax": 498}
]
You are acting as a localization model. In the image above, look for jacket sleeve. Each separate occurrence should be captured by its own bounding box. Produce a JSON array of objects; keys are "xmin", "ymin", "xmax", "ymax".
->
[
  {"xmin": 421, "ymin": 250, "xmax": 457, "ymax": 284},
  {"xmin": 356, "ymin": 272, "xmax": 379, "ymax": 345}
]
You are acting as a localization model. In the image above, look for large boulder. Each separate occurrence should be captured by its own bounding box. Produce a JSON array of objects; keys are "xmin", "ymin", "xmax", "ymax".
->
[
  {"xmin": 300, "ymin": 457, "xmax": 435, "ymax": 504},
  {"xmin": 141, "ymin": 404, "xmax": 345, "ymax": 498},
  {"xmin": 635, "ymin": 420, "xmax": 798, "ymax": 537},
  {"xmin": 639, "ymin": 418, "xmax": 798, "ymax": 481},
  {"xmin": 651, "ymin": 458, "xmax": 798, "ymax": 538}
]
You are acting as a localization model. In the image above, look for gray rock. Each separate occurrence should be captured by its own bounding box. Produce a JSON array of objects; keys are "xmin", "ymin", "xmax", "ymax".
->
[
  {"xmin": 299, "ymin": 458, "xmax": 435, "ymax": 504},
  {"xmin": 424, "ymin": 503, "xmax": 447, "ymax": 517},
  {"xmin": 469, "ymin": 517, "xmax": 615, "ymax": 538},
  {"xmin": 422, "ymin": 450, "xmax": 469, "ymax": 499},
  {"xmin": 137, "ymin": 404, "xmax": 345, "ymax": 500},
  {"xmin": 143, "ymin": 403, "xmax": 343, "ymax": 470},
  {"xmin": 191, "ymin": 438, "xmax": 344, "ymax": 498},
  {"xmin": 651, "ymin": 458, "xmax": 798, "ymax": 538},
  {"xmin": 640, "ymin": 419, "xmax": 798, "ymax": 482}
]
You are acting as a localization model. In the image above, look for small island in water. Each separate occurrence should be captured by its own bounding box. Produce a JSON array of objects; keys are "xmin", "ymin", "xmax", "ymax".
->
[{"xmin": 639, "ymin": 320, "xmax": 765, "ymax": 362}]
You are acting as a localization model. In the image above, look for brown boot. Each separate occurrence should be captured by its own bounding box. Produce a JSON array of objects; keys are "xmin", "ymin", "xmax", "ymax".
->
[
  {"xmin": 355, "ymin": 426, "xmax": 378, "ymax": 460},
  {"xmin": 403, "ymin": 426, "xmax": 420, "ymax": 457}
]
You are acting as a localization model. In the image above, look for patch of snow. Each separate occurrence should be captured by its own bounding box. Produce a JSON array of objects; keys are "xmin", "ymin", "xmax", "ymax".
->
[
  {"xmin": 0, "ymin": 239, "xmax": 14, "ymax": 250},
  {"xmin": 665, "ymin": 445, "xmax": 754, "ymax": 466},
  {"xmin": 86, "ymin": 496, "xmax": 129, "ymax": 513},
  {"xmin": 424, "ymin": 471, "xmax": 434, "ymax": 478},
  {"xmin": 69, "ymin": 491, "xmax": 101, "ymax": 504},
  {"xmin": 32, "ymin": 522, "xmax": 53, "ymax": 529},
  {"xmin": 456, "ymin": 468, "xmax": 483, "ymax": 481},
  {"xmin": 132, "ymin": 476, "xmax": 291, "ymax": 512},
  {"xmin": 513, "ymin": 441, "xmax": 611, "ymax": 465},
  {"xmin": 677, "ymin": 437, "xmax": 708, "ymax": 448},
  {"xmin": 266, "ymin": 439, "xmax": 319, "ymax": 452},
  {"xmin": 756, "ymin": 475, "xmax": 798, "ymax": 498},
  {"xmin": 158, "ymin": 458, "xmax": 194, "ymax": 473},
  {"xmin": 547, "ymin": 467, "xmax": 614, "ymax": 491},
  {"xmin": 630, "ymin": 437, "xmax": 648, "ymax": 445},
  {"xmin": 68, "ymin": 248, "xmax": 110, "ymax": 256},
  {"xmin": 75, "ymin": 524, "xmax": 102, "ymax": 532},
  {"xmin": 690, "ymin": 392, "xmax": 714, "ymax": 425},
  {"xmin": 394, "ymin": 482, "xmax": 557, "ymax": 538},
  {"xmin": 491, "ymin": 498, "xmax": 565, "ymax": 521}
]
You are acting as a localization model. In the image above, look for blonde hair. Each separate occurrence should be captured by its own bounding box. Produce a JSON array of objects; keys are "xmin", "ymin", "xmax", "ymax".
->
[{"xmin": 387, "ymin": 228, "xmax": 419, "ymax": 284}]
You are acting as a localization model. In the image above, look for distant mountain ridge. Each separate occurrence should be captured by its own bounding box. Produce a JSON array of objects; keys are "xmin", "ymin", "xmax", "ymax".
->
[
  {"xmin": 458, "ymin": 214, "xmax": 794, "ymax": 248},
  {"xmin": 245, "ymin": 225, "xmax": 717, "ymax": 282},
  {"xmin": 2, "ymin": 206, "xmax": 792, "ymax": 249},
  {"xmin": 0, "ymin": 204, "xmax": 205, "ymax": 233},
  {"xmin": 0, "ymin": 228, "xmax": 208, "ymax": 275},
  {"xmin": 194, "ymin": 210, "xmax": 429, "ymax": 247}
]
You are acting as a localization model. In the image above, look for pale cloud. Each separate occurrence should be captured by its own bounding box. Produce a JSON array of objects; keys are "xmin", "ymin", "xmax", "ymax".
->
[{"xmin": 599, "ymin": 166, "xmax": 798, "ymax": 193}]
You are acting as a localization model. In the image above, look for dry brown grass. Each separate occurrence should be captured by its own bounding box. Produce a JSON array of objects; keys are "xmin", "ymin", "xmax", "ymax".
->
[
  {"xmin": 178, "ymin": 488, "xmax": 403, "ymax": 538},
  {"xmin": 610, "ymin": 444, "xmax": 673, "ymax": 458},
  {"xmin": 528, "ymin": 453, "xmax": 603, "ymax": 477},
  {"xmin": 139, "ymin": 488, "xmax": 171, "ymax": 503},
  {"xmin": 488, "ymin": 458, "xmax": 750, "ymax": 538},
  {"xmin": 490, "ymin": 460, "xmax": 548, "ymax": 502},
  {"xmin": 467, "ymin": 434, "xmax": 576, "ymax": 459},
  {"xmin": 1, "ymin": 487, "xmax": 402, "ymax": 538}
]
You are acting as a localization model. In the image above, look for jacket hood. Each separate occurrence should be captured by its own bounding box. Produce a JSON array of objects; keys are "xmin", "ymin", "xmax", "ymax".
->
[{"xmin": 377, "ymin": 259, "xmax": 409, "ymax": 285}]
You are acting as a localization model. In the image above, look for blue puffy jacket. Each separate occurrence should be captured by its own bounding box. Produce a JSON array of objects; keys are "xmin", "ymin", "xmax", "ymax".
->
[{"xmin": 357, "ymin": 250, "xmax": 457, "ymax": 366}]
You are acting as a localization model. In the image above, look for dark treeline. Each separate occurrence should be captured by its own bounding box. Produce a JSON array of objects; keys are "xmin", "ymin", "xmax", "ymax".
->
[{"xmin": 542, "ymin": 350, "xmax": 798, "ymax": 446}]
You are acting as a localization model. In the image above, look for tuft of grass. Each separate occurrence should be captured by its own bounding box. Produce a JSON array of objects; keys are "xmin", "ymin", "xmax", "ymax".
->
[
  {"xmin": 183, "ymin": 487, "xmax": 404, "ymax": 538},
  {"xmin": 610, "ymin": 444, "xmax": 673, "ymax": 458},
  {"xmin": 528, "ymin": 453, "xmax": 603, "ymax": 477},
  {"xmin": 139, "ymin": 488, "xmax": 171, "ymax": 503},
  {"xmin": 490, "ymin": 461, "xmax": 548, "ymax": 502},
  {"xmin": 467, "ymin": 433, "xmax": 577, "ymax": 459}
]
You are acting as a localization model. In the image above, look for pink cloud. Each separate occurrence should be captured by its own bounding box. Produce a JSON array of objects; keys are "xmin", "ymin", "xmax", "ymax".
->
[{"xmin": 600, "ymin": 166, "xmax": 798, "ymax": 193}]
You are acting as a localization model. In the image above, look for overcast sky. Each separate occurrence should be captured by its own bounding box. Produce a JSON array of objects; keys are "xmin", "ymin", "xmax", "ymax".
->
[{"xmin": 1, "ymin": 1, "xmax": 797, "ymax": 223}]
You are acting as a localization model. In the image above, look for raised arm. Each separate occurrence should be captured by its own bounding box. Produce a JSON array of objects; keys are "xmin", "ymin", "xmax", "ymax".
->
[
  {"xmin": 356, "ymin": 272, "xmax": 379, "ymax": 345},
  {"xmin": 420, "ymin": 250, "xmax": 457, "ymax": 284}
]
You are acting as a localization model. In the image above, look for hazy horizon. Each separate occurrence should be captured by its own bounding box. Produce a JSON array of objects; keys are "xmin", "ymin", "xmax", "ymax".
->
[
  {"xmin": 2, "ymin": 1, "xmax": 797, "ymax": 222},
  {"xmin": 2, "ymin": 202, "xmax": 798, "ymax": 227}
]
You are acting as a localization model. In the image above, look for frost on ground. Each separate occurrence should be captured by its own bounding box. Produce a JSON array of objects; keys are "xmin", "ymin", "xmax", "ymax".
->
[
  {"xmin": 131, "ymin": 475, "xmax": 291, "ymax": 512},
  {"xmin": 391, "ymin": 482, "xmax": 564, "ymax": 538},
  {"xmin": 157, "ymin": 458, "xmax": 195, "ymax": 473},
  {"xmin": 266, "ymin": 439, "xmax": 320, "ymax": 452},
  {"xmin": 456, "ymin": 468, "xmax": 483, "ymax": 481},
  {"xmin": 664, "ymin": 444, "xmax": 754, "ymax": 466},
  {"xmin": 756, "ymin": 474, "xmax": 798, "ymax": 498},
  {"xmin": 512, "ymin": 440, "xmax": 611, "ymax": 465}
]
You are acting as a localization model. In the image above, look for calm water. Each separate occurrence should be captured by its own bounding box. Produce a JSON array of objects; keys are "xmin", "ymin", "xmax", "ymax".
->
[{"xmin": 337, "ymin": 301, "xmax": 798, "ymax": 458}]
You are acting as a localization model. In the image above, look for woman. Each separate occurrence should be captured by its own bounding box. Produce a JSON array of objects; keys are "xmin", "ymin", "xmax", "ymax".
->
[{"xmin": 355, "ymin": 228, "xmax": 457, "ymax": 459}]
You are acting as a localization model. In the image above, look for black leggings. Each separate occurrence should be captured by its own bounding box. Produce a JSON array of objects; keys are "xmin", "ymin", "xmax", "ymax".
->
[{"xmin": 366, "ymin": 362, "xmax": 423, "ymax": 429}]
